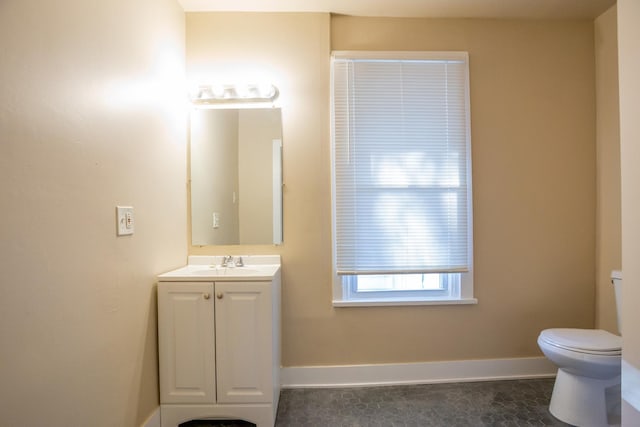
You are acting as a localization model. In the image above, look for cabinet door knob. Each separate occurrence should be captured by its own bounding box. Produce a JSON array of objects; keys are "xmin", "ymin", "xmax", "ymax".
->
[
  {"xmin": 203, "ymin": 293, "xmax": 211, "ymax": 300},
  {"xmin": 216, "ymin": 292, "xmax": 224, "ymax": 299}
]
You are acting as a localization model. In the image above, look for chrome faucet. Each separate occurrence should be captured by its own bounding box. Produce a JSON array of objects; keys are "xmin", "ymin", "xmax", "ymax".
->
[{"xmin": 221, "ymin": 255, "xmax": 244, "ymax": 267}]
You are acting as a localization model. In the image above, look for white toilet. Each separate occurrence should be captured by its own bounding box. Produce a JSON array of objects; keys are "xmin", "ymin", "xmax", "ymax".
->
[{"xmin": 537, "ymin": 270, "xmax": 622, "ymax": 427}]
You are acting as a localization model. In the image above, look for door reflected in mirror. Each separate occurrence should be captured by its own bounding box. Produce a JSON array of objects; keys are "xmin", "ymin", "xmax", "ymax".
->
[{"xmin": 190, "ymin": 108, "xmax": 283, "ymax": 245}]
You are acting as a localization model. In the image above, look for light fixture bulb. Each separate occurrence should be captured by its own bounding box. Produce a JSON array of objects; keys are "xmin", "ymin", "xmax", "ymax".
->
[
  {"xmin": 258, "ymin": 84, "xmax": 276, "ymax": 98},
  {"xmin": 235, "ymin": 85, "xmax": 250, "ymax": 98},
  {"xmin": 211, "ymin": 85, "xmax": 225, "ymax": 98},
  {"xmin": 199, "ymin": 86, "xmax": 214, "ymax": 100}
]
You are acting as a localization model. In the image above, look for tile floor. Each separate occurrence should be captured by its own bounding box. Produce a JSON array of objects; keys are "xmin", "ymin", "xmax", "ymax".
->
[{"xmin": 180, "ymin": 378, "xmax": 569, "ymax": 427}]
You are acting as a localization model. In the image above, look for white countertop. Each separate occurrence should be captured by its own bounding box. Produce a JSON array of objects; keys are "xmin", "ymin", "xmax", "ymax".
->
[{"xmin": 158, "ymin": 255, "xmax": 281, "ymax": 282}]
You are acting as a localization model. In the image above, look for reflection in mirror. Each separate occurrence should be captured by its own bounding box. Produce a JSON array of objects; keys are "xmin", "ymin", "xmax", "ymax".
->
[{"xmin": 190, "ymin": 108, "xmax": 283, "ymax": 246}]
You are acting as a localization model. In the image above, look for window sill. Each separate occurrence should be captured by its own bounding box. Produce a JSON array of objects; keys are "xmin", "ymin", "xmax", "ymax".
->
[{"xmin": 332, "ymin": 297, "xmax": 478, "ymax": 308}]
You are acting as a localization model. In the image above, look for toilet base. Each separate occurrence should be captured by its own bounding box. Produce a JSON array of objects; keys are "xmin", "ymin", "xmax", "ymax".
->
[{"xmin": 549, "ymin": 368, "xmax": 621, "ymax": 427}]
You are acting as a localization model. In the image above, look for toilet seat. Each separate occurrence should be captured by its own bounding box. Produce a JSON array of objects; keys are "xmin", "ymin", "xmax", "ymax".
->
[{"xmin": 539, "ymin": 328, "xmax": 621, "ymax": 356}]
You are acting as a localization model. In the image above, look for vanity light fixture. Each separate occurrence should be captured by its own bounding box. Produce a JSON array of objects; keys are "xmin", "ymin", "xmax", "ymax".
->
[{"xmin": 191, "ymin": 83, "xmax": 279, "ymax": 107}]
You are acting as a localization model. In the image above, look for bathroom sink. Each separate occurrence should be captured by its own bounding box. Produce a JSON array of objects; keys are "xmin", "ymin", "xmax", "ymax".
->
[
  {"xmin": 158, "ymin": 256, "xmax": 280, "ymax": 282},
  {"xmin": 190, "ymin": 266, "xmax": 261, "ymax": 276}
]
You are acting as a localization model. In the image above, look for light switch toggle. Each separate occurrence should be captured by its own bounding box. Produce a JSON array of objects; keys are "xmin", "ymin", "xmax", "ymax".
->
[{"xmin": 116, "ymin": 206, "xmax": 134, "ymax": 236}]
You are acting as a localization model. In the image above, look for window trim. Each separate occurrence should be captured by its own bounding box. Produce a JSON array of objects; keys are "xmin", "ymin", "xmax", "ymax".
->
[{"xmin": 330, "ymin": 50, "xmax": 476, "ymax": 307}]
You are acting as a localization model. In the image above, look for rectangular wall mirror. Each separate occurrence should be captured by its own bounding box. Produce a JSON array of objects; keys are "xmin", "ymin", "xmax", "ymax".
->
[{"xmin": 190, "ymin": 108, "xmax": 283, "ymax": 246}]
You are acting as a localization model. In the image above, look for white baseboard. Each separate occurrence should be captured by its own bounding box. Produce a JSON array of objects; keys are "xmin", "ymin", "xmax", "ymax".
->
[
  {"xmin": 281, "ymin": 357, "xmax": 556, "ymax": 388},
  {"xmin": 141, "ymin": 407, "xmax": 161, "ymax": 427}
]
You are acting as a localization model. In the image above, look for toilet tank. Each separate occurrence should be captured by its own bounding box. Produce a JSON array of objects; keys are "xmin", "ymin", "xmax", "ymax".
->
[{"xmin": 611, "ymin": 270, "xmax": 622, "ymax": 335}]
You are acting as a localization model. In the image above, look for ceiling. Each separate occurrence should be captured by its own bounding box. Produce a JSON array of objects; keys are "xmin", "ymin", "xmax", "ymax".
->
[{"xmin": 178, "ymin": 0, "xmax": 616, "ymax": 19}]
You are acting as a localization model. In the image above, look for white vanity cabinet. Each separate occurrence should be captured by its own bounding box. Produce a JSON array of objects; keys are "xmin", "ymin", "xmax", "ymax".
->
[{"xmin": 157, "ymin": 258, "xmax": 281, "ymax": 427}]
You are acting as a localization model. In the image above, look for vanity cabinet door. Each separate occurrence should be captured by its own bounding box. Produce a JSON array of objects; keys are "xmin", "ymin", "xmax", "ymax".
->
[
  {"xmin": 215, "ymin": 281, "xmax": 272, "ymax": 403},
  {"xmin": 158, "ymin": 282, "xmax": 215, "ymax": 404}
]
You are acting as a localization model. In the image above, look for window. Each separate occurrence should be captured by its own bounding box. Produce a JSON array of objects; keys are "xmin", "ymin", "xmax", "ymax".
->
[{"xmin": 331, "ymin": 51, "xmax": 475, "ymax": 306}]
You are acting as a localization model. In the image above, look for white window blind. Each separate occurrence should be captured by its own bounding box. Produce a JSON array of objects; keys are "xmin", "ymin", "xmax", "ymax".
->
[{"xmin": 332, "ymin": 51, "xmax": 472, "ymax": 276}]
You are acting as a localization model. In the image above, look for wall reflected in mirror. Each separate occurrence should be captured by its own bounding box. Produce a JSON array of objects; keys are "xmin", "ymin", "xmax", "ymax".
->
[{"xmin": 190, "ymin": 108, "xmax": 283, "ymax": 245}]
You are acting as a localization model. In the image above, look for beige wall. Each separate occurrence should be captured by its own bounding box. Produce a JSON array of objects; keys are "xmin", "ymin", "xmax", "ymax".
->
[
  {"xmin": 618, "ymin": 0, "xmax": 640, "ymax": 422},
  {"xmin": 0, "ymin": 0, "xmax": 186, "ymax": 426},
  {"xmin": 187, "ymin": 14, "xmax": 597, "ymax": 367},
  {"xmin": 594, "ymin": 6, "xmax": 621, "ymax": 334}
]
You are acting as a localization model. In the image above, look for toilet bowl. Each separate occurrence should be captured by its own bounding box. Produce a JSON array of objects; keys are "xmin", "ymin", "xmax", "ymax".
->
[
  {"xmin": 538, "ymin": 329, "xmax": 621, "ymax": 426},
  {"xmin": 538, "ymin": 271, "xmax": 623, "ymax": 427}
]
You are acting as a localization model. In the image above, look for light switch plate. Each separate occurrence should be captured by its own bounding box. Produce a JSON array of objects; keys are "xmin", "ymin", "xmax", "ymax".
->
[{"xmin": 116, "ymin": 206, "xmax": 134, "ymax": 236}]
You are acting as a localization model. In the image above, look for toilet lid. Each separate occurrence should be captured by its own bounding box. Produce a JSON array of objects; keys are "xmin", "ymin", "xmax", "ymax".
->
[{"xmin": 540, "ymin": 328, "xmax": 621, "ymax": 355}]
